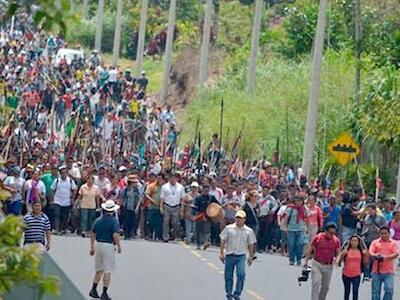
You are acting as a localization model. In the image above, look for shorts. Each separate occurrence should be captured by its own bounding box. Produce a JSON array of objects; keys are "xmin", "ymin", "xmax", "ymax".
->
[{"xmin": 95, "ymin": 242, "xmax": 116, "ymax": 273}]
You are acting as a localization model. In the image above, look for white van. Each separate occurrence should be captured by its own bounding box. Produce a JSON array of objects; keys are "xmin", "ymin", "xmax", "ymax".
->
[{"xmin": 54, "ymin": 48, "xmax": 85, "ymax": 66}]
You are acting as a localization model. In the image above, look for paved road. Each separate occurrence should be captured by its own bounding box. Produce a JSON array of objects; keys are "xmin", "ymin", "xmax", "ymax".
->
[{"xmin": 50, "ymin": 236, "xmax": 400, "ymax": 300}]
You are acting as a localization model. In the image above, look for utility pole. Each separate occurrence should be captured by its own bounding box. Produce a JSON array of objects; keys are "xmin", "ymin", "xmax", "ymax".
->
[
  {"xmin": 160, "ymin": 0, "xmax": 177, "ymax": 103},
  {"xmin": 246, "ymin": 0, "xmax": 264, "ymax": 92},
  {"xmin": 198, "ymin": 0, "xmax": 213, "ymax": 86},
  {"xmin": 83, "ymin": 0, "xmax": 89, "ymax": 19},
  {"xmin": 112, "ymin": 0, "xmax": 124, "ymax": 66},
  {"xmin": 301, "ymin": 0, "xmax": 328, "ymax": 179},
  {"xmin": 354, "ymin": 0, "xmax": 361, "ymax": 102},
  {"xmin": 94, "ymin": 0, "xmax": 105, "ymax": 52},
  {"xmin": 136, "ymin": 0, "xmax": 149, "ymax": 77}
]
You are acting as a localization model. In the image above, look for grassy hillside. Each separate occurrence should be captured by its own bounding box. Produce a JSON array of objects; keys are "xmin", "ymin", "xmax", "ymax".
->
[{"xmin": 183, "ymin": 51, "xmax": 355, "ymax": 162}]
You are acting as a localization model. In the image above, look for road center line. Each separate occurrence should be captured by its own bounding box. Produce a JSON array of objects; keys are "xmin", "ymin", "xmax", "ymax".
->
[
  {"xmin": 190, "ymin": 250, "xmax": 203, "ymax": 259},
  {"xmin": 247, "ymin": 289, "xmax": 265, "ymax": 300},
  {"xmin": 206, "ymin": 262, "xmax": 221, "ymax": 272}
]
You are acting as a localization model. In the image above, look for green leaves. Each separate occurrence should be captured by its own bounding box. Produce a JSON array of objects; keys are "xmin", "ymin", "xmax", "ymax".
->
[{"xmin": 0, "ymin": 216, "xmax": 59, "ymax": 298}]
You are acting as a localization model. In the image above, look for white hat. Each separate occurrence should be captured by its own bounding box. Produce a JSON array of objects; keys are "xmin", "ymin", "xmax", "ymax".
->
[
  {"xmin": 101, "ymin": 200, "xmax": 120, "ymax": 212},
  {"xmin": 191, "ymin": 181, "xmax": 199, "ymax": 188},
  {"xmin": 118, "ymin": 166, "xmax": 127, "ymax": 172}
]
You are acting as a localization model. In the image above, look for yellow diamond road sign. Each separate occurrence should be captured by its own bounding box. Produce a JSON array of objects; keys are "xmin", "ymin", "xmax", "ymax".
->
[{"xmin": 328, "ymin": 133, "xmax": 360, "ymax": 166}]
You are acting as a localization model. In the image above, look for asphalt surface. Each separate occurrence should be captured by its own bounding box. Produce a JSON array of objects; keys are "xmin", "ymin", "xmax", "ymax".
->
[{"xmin": 50, "ymin": 236, "xmax": 400, "ymax": 300}]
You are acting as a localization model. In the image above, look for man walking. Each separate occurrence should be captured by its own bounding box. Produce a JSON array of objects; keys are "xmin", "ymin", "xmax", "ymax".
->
[
  {"xmin": 304, "ymin": 222, "xmax": 341, "ymax": 300},
  {"xmin": 50, "ymin": 166, "xmax": 77, "ymax": 235},
  {"xmin": 23, "ymin": 201, "xmax": 51, "ymax": 252},
  {"xmin": 369, "ymin": 226, "xmax": 399, "ymax": 300},
  {"xmin": 89, "ymin": 200, "xmax": 122, "ymax": 300},
  {"xmin": 160, "ymin": 173, "xmax": 185, "ymax": 242},
  {"xmin": 219, "ymin": 210, "xmax": 256, "ymax": 300}
]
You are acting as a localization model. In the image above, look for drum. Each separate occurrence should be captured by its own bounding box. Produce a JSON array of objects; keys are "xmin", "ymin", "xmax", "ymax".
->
[{"xmin": 206, "ymin": 203, "xmax": 225, "ymax": 223}]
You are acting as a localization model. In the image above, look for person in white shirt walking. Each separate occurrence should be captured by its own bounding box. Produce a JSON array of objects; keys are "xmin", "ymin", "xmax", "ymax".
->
[
  {"xmin": 50, "ymin": 166, "xmax": 77, "ymax": 234},
  {"xmin": 160, "ymin": 173, "xmax": 185, "ymax": 242},
  {"xmin": 219, "ymin": 210, "xmax": 256, "ymax": 300}
]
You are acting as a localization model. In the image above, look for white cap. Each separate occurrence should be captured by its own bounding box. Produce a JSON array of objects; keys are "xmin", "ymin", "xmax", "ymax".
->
[
  {"xmin": 118, "ymin": 166, "xmax": 127, "ymax": 172},
  {"xmin": 191, "ymin": 181, "xmax": 199, "ymax": 188}
]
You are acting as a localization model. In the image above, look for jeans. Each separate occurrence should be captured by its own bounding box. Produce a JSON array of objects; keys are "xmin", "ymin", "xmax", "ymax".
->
[
  {"xmin": 184, "ymin": 219, "xmax": 193, "ymax": 243},
  {"xmin": 7, "ymin": 200, "xmax": 23, "ymax": 216},
  {"xmin": 123, "ymin": 208, "xmax": 137, "ymax": 238},
  {"xmin": 364, "ymin": 241, "xmax": 372, "ymax": 279},
  {"xmin": 287, "ymin": 230, "xmax": 303, "ymax": 264},
  {"xmin": 371, "ymin": 273, "xmax": 394, "ymax": 300},
  {"xmin": 341, "ymin": 226, "xmax": 357, "ymax": 244},
  {"xmin": 342, "ymin": 274, "xmax": 360, "ymax": 300},
  {"xmin": 148, "ymin": 208, "xmax": 163, "ymax": 240},
  {"xmin": 53, "ymin": 204, "xmax": 71, "ymax": 232},
  {"xmin": 311, "ymin": 260, "xmax": 333, "ymax": 300},
  {"xmin": 225, "ymin": 254, "xmax": 246, "ymax": 298},
  {"xmin": 80, "ymin": 208, "xmax": 96, "ymax": 232}
]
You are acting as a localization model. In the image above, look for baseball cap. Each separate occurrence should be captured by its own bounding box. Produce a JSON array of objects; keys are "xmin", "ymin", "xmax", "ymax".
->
[{"xmin": 235, "ymin": 210, "xmax": 246, "ymax": 219}]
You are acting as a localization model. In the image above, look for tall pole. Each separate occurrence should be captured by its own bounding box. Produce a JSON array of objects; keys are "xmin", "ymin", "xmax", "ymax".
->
[
  {"xmin": 198, "ymin": 0, "xmax": 213, "ymax": 86},
  {"xmin": 354, "ymin": 0, "xmax": 361, "ymax": 102},
  {"xmin": 246, "ymin": 0, "xmax": 264, "ymax": 92},
  {"xmin": 136, "ymin": 0, "xmax": 149, "ymax": 77},
  {"xmin": 94, "ymin": 0, "xmax": 105, "ymax": 52},
  {"xmin": 301, "ymin": 0, "xmax": 328, "ymax": 179},
  {"xmin": 83, "ymin": 0, "xmax": 89, "ymax": 19},
  {"xmin": 160, "ymin": 0, "xmax": 177, "ymax": 103},
  {"xmin": 112, "ymin": 0, "xmax": 124, "ymax": 66}
]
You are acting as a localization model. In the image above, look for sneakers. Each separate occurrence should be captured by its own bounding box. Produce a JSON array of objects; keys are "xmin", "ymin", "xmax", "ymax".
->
[
  {"xmin": 203, "ymin": 243, "xmax": 210, "ymax": 250},
  {"xmin": 89, "ymin": 288, "xmax": 100, "ymax": 299}
]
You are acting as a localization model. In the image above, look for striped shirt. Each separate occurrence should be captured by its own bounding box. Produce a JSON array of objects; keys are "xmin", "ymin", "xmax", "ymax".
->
[{"xmin": 23, "ymin": 213, "xmax": 51, "ymax": 245}]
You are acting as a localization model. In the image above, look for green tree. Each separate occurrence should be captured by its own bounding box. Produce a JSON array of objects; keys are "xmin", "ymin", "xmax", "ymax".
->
[{"xmin": 0, "ymin": 215, "xmax": 59, "ymax": 299}]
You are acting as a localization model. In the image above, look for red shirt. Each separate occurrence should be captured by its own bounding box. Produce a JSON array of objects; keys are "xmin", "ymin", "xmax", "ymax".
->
[
  {"xmin": 62, "ymin": 94, "xmax": 72, "ymax": 109},
  {"xmin": 343, "ymin": 248, "xmax": 362, "ymax": 277},
  {"xmin": 369, "ymin": 238, "xmax": 399, "ymax": 274},
  {"xmin": 311, "ymin": 233, "xmax": 341, "ymax": 264}
]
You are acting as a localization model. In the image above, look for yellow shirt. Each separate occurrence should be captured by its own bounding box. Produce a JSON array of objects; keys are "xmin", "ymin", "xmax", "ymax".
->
[{"xmin": 130, "ymin": 101, "xmax": 140, "ymax": 114}]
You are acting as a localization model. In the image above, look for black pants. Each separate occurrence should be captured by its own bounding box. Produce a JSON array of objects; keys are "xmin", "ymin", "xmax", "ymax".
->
[
  {"xmin": 123, "ymin": 208, "xmax": 137, "ymax": 238},
  {"xmin": 53, "ymin": 204, "xmax": 71, "ymax": 232},
  {"xmin": 342, "ymin": 274, "xmax": 361, "ymax": 300}
]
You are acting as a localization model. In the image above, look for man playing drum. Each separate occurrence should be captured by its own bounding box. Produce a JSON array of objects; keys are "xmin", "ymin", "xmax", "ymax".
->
[{"xmin": 193, "ymin": 184, "xmax": 219, "ymax": 250}]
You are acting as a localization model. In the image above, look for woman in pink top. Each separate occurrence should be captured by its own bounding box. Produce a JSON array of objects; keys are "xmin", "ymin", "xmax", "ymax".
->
[
  {"xmin": 388, "ymin": 211, "xmax": 400, "ymax": 273},
  {"xmin": 306, "ymin": 194, "xmax": 323, "ymax": 240},
  {"xmin": 337, "ymin": 235, "xmax": 367, "ymax": 300}
]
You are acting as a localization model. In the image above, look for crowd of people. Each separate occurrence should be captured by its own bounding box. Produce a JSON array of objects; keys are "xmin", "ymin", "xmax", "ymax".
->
[{"xmin": 0, "ymin": 10, "xmax": 399, "ymax": 300}]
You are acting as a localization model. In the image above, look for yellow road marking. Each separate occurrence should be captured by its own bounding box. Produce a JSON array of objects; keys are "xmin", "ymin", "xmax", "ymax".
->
[
  {"xmin": 206, "ymin": 262, "xmax": 222, "ymax": 272},
  {"xmin": 246, "ymin": 289, "xmax": 265, "ymax": 300},
  {"xmin": 190, "ymin": 250, "xmax": 203, "ymax": 259}
]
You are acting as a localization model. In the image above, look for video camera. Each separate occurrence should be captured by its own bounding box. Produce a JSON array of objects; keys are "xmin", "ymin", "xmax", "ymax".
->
[{"xmin": 297, "ymin": 267, "xmax": 312, "ymax": 286}]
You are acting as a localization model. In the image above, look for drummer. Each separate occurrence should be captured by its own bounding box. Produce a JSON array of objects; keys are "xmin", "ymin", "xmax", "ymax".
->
[{"xmin": 193, "ymin": 184, "xmax": 218, "ymax": 250}]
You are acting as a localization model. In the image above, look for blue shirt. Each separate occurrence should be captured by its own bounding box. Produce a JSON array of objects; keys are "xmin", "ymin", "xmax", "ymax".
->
[
  {"xmin": 323, "ymin": 205, "xmax": 341, "ymax": 227},
  {"xmin": 92, "ymin": 214, "xmax": 120, "ymax": 244}
]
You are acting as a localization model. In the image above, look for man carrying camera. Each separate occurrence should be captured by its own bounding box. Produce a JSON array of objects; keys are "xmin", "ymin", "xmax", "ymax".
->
[
  {"xmin": 369, "ymin": 226, "xmax": 399, "ymax": 300},
  {"xmin": 304, "ymin": 222, "xmax": 341, "ymax": 300}
]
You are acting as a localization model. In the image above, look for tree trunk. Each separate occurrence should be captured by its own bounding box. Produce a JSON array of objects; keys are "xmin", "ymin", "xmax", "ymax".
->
[
  {"xmin": 160, "ymin": 0, "xmax": 177, "ymax": 103},
  {"xmin": 301, "ymin": 0, "xmax": 328, "ymax": 179},
  {"xmin": 112, "ymin": 0, "xmax": 124, "ymax": 66},
  {"xmin": 95, "ymin": 0, "xmax": 105, "ymax": 52},
  {"xmin": 212, "ymin": 0, "xmax": 220, "ymax": 42},
  {"xmin": 198, "ymin": 0, "xmax": 213, "ymax": 86},
  {"xmin": 136, "ymin": 0, "xmax": 149, "ymax": 77},
  {"xmin": 83, "ymin": 0, "xmax": 89, "ymax": 19},
  {"xmin": 246, "ymin": 0, "xmax": 264, "ymax": 92}
]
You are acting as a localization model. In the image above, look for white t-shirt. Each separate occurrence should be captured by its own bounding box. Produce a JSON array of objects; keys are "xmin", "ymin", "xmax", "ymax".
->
[
  {"xmin": 160, "ymin": 182, "xmax": 185, "ymax": 207},
  {"xmin": 51, "ymin": 177, "xmax": 77, "ymax": 206},
  {"xmin": 24, "ymin": 179, "xmax": 46, "ymax": 202},
  {"xmin": 4, "ymin": 176, "xmax": 25, "ymax": 201},
  {"xmin": 102, "ymin": 119, "xmax": 114, "ymax": 140}
]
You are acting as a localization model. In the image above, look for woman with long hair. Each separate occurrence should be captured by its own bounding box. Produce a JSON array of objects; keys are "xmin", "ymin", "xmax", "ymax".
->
[{"xmin": 336, "ymin": 235, "xmax": 367, "ymax": 300}]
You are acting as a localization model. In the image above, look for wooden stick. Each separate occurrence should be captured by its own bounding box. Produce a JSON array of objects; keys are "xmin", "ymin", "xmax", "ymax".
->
[
  {"xmin": 375, "ymin": 167, "xmax": 379, "ymax": 202},
  {"xmin": 353, "ymin": 153, "xmax": 364, "ymax": 194}
]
